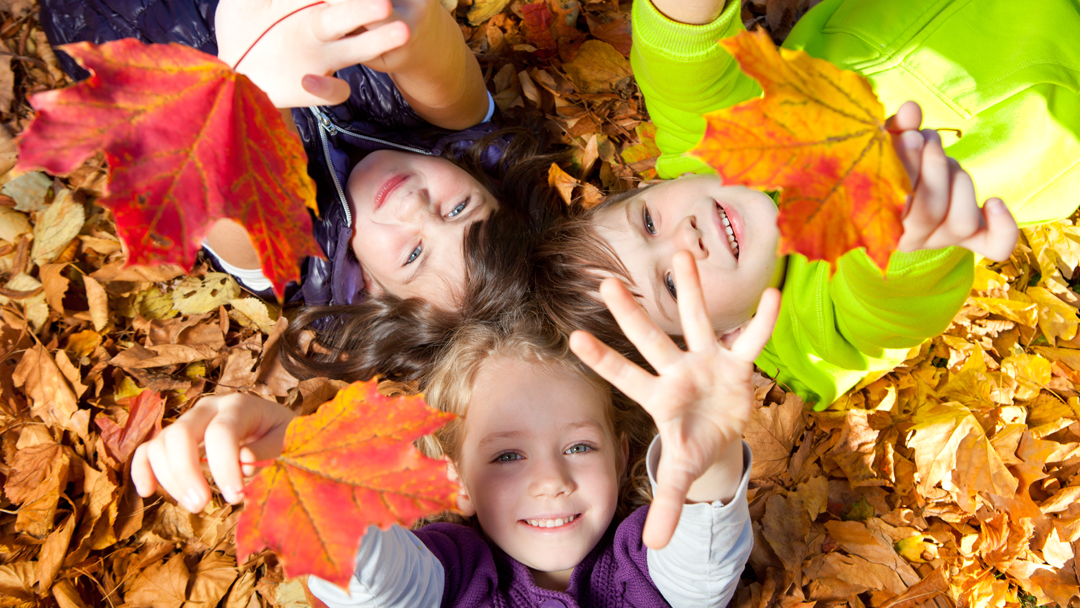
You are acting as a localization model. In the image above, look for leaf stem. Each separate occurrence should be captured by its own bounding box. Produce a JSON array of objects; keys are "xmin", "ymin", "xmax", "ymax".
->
[
  {"xmin": 886, "ymin": 127, "xmax": 963, "ymax": 138},
  {"xmin": 232, "ymin": 1, "xmax": 328, "ymax": 72}
]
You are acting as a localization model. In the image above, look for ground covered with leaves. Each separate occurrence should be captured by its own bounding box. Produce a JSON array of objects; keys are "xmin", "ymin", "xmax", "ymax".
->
[{"xmin": 0, "ymin": 0, "xmax": 1078, "ymax": 607}]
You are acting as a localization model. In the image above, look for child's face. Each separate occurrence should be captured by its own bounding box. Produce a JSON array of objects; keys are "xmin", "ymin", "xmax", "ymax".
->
[
  {"xmin": 347, "ymin": 150, "xmax": 498, "ymax": 303},
  {"xmin": 454, "ymin": 357, "xmax": 625, "ymax": 588},
  {"xmin": 594, "ymin": 175, "xmax": 783, "ymax": 336}
]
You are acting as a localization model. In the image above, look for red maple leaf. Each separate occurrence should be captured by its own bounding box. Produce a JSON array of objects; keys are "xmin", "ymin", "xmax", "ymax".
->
[
  {"xmin": 16, "ymin": 40, "xmax": 322, "ymax": 298},
  {"xmin": 689, "ymin": 29, "xmax": 911, "ymax": 272},
  {"xmin": 522, "ymin": 0, "xmax": 586, "ymax": 62},
  {"xmin": 235, "ymin": 380, "xmax": 458, "ymax": 588},
  {"xmin": 96, "ymin": 389, "xmax": 165, "ymax": 464}
]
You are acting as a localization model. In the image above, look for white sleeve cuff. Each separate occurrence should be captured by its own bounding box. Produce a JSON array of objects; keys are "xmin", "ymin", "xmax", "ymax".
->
[
  {"xmin": 201, "ymin": 240, "xmax": 274, "ymax": 292},
  {"xmin": 483, "ymin": 91, "xmax": 496, "ymax": 123}
]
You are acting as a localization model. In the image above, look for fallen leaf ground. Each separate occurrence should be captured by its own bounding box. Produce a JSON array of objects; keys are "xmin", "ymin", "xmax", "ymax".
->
[{"xmin": 0, "ymin": 0, "xmax": 1077, "ymax": 607}]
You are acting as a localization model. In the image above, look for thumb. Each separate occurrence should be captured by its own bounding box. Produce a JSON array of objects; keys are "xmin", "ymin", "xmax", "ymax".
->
[
  {"xmin": 302, "ymin": 74, "xmax": 351, "ymax": 105},
  {"xmin": 968, "ymin": 198, "xmax": 1019, "ymax": 262},
  {"xmin": 643, "ymin": 458, "xmax": 696, "ymax": 549}
]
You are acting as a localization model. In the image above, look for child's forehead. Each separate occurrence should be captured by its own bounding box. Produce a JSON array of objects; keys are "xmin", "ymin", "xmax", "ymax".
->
[{"xmin": 466, "ymin": 356, "xmax": 612, "ymax": 431}]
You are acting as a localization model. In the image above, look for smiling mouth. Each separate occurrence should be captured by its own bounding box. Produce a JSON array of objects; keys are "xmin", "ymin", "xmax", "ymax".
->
[
  {"xmin": 374, "ymin": 174, "xmax": 410, "ymax": 211},
  {"xmin": 523, "ymin": 514, "xmax": 579, "ymax": 528},
  {"xmin": 716, "ymin": 203, "xmax": 740, "ymax": 259}
]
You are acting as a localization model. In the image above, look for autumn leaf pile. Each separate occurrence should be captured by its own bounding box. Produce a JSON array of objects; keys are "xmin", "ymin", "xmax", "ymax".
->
[{"xmin": 0, "ymin": 0, "xmax": 1078, "ymax": 607}]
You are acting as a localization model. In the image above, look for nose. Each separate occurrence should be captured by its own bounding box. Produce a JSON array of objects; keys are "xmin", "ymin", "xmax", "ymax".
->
[
  {"xmin": 672, "ymin": 216, "xmax": 707, "ymax": 260},
  {"xmin": 529, "ymin": 455, "xmax": 575, "ymax": 498},
  {"xmin": 391, "ymin": 187, "xmax": 430, "ymax": 223}
]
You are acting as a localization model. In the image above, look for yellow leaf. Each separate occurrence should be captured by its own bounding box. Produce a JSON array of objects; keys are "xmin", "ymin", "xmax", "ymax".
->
[
  {"xmin": 548, "ymin": 163, "xmax": 577, "ymax": 206},
  {"xmin": 971, "ymin": 294, "xmax": 1037, "ymax": 327},
  {"xmin": 172, "ymin": 273, "xmax": 241, "ymax": 315},
  {"xmin": 1000, "ymin": 353, "xmax": 1052, "ymax": 401},
  {"xmin": 906, "ymin": 401, "xmax": 1018, "ymax": 512},
  {"xmin": 1026, "ymin": 286, "xmax": 1079, "ymax": 346},
  {"xmin": 30, "ymin": 189, "xmax": 84, "ymax": 267}
]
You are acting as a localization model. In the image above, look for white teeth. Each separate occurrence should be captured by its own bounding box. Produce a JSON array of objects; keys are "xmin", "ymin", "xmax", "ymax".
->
[
  {"xmin": 717, "ymin": 205, "xmax": 740, "ymax": 257},
  {"xmin": 526, "ymin": 515, "xmax": 578, "ymax": 528}
]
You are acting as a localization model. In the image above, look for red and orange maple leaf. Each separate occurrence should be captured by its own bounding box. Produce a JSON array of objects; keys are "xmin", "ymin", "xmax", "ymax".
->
[
  {"xmin": 16, "ymin": 40, "xmax": 322, "ymax": 298},
  {"xmin": 690, "ymin": 29, "xmax": 911, "ymax": 272},
  {"xmin": 235, "ymin": 380, "xmax": 457, "ymax": 588}
]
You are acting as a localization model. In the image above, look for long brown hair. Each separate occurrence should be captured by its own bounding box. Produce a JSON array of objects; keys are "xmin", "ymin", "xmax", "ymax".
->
[{"xmin": 278, "ymin": 109, "xmax": 573, "ymax": 383}]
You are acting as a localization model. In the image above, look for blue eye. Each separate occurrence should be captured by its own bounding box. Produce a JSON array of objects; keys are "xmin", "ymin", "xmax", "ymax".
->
[
  {"xmin": 495, "ymin": 452, "xmax": 522, "ymax": 463},
  {"xmin": 565, "ymin": 444, "xmax": 592, "ymax": 455},
  {"xmin": 406, "ymin": 245, "xmax": 422, "ymax": 265},
  {"xmin": 447, "ymin": 198, "xmax": 470, "ymax": 218},
  {"xmin": 643, "ymin": 206, "xmax": 657, "ymax": 235},
  {"xmin": 665, "ymin": 273, "xmax": 677, "ymax": 301}
]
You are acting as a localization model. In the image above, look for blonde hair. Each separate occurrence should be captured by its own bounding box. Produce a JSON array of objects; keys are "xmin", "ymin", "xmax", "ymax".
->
[{"xmin": 415, "ymin": 310, "xmax": 656, "ymax": 526}]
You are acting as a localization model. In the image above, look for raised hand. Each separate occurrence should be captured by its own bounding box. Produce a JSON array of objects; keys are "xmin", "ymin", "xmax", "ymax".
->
[
  {"xmin": 131, "ymin": 393, "xmax": 296, "ymax": 513},
  {"xmin": 569, "ymin": 251, "xmax": 780, "ymax": 549},
  {"xmin": 888, "ymin": 101, "xmax": 1019, "ymax": 261},
  {"xmin": 214, "ymin": 0, "xmax": 437, "ymax": 107}
]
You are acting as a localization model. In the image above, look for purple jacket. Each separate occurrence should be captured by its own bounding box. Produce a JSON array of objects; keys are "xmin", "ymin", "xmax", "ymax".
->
[
  {"xmin": 414, "ymin": 507, "xmax": 670, "ymax": 608},
  {"xmin": 39, "ymin": 0, "xmax": 502, "ymax": 306}
]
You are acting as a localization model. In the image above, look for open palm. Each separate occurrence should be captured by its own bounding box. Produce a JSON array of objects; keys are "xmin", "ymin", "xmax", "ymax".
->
[{"xmin": 570, "ymin": 251, "xmax": 779, "ymax": 549}]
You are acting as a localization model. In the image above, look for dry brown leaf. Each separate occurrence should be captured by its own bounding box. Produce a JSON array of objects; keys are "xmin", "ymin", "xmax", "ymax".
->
[
  {"xmin": 12, "ymin": 344, "xmax": 82, "ymax": 434},
  {"xmin": 562, "ymin": 40, "xmax": 632, "ymax": 94},
  {"xmin": 173, "ymin": 273, "xmax": 241, "ymax": 314},
  {"xmin": 30, "ymin": 188, "xmax": 84, "ymax": 266},
  {"xmin": 35, "ymin": 511, "xmax": 77, "ymax": 590},
  {"xmin": 185, "ymin": 551, "xmax": 239, "ymax": 608},
  {"xmin": 83, "ymin": 274, "xmax": 109, "ymax": 331},
  {"xmin": 125, "ymin": 553, "xmax": 190, "ymax": 608},
  {"xmin": 2, "ymin": 172, "xmax": 51, "ymax": 212},
  {"xmin": 745, "ymin": 392, "xmax": 805, "ymax": 479}
]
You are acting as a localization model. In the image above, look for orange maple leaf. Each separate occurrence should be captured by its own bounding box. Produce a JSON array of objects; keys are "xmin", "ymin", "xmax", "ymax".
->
[
  {"xmin": 16, "ymin": 40, "xmax": 322, "ymax": 298},
  {"xmin": 235, "ymin": 380, "xmax": 457, "ymax": 588},
  {"xmin": 690, "ymin": 29, "xmax": 911, "ymax": 272}
]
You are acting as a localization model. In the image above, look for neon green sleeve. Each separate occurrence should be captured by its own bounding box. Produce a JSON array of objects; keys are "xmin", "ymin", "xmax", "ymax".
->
[
  {"xmin": 630, "ymin": 0, "xmax": 761, "ymax": 178},
  {"xmin": 755, "ymin": 247, "xmax": 974, "ymax": 409}
]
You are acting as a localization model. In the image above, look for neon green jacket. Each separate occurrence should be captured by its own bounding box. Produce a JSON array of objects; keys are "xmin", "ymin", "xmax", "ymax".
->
[{"xmin": 631, "ymin": 0, "xmax": 1080, "ymax": 407}]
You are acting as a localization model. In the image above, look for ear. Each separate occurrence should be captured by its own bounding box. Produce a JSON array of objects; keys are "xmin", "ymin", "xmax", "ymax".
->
[{"xmin": 446, "ymin": 460, "xmax": 476, "ymax": 517}]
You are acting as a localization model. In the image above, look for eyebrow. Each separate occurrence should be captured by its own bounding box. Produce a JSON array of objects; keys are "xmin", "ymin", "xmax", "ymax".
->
[
  {"xmin": 621, "ymin": 198, "xmax": 672, "ymax": 322},
  {"xmin": 476, "ymin": 421, "xmax": 606, "ymax": 451}
]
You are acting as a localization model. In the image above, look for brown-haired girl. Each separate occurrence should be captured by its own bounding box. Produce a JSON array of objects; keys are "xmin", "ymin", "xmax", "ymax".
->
[{"xmin": 131, "ymin": 258, "xmax": 780, "ymax": 606}]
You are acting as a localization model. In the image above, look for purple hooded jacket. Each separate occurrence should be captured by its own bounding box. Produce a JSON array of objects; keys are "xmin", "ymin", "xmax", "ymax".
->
[
  {"xmin": 39, "ymin": 0, "xmax": 504, "ymax": 306},
  {"xmin": 415, "ymin": 507, "xmax": 671, "ymax": 608}
]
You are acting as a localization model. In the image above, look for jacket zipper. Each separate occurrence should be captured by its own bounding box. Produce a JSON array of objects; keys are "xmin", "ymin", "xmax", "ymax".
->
[{"xmin": 307, "ymin": 107, "xmax": 434, "ymax": 228}]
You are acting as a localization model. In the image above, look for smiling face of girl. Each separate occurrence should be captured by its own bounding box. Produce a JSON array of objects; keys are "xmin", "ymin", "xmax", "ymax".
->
[
  {"xmin": 346, "ymin": 150, "xmax": 499, "ymax": 304},
  {"xmin": 592, "ymin": 175, "xmax": 785, "ymax": 337},
  {"xmin": 451, "ymin": 355, "xmax": 626, "ymax": 591}
]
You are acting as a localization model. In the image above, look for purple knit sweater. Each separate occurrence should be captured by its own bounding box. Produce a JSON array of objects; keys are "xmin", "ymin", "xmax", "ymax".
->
[{"xmin": 413, "ymin": 506, "xmax": 670, "ymax": 608}]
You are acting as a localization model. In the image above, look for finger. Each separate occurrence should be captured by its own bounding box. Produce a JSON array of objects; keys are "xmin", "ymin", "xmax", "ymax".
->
[
  {"xmin": 962, "ymin": 198, "xmax": 1020, "ymax": 262},
  {"xmin": 301, "ymin": 75, "xmax": 351, "ymax": 106},
  {"xmin": 672, "ymin": 252, "xmax": 717, "ymax": 353},
  {"xmin": 324, "ymin": 20, "xmax": 410, "ymax": 65},
  {"xmin": 312, "ymin": 0, "xmax": 392, "ymax": 41},
  {"xmin": 934, "ymin": 162, "xmax": 983, "ymax": 246},
  {"xmin": 642, "ymin": 464, "xmax": 698, "ymax": 550},
  {"xmin": 885, "ymin": 100, "xmax": 923, "ymax": 132},
  {"xmin": 893, "ymin": 130, "xmax": 924, "ymax": 192},
  {"xmin": 202, "ymin": 405, "xmax": 260, "ymax": 504},
  {"xmin": 161, "ymin": 423, "xmax": 215, "ymax": 513},
  {"xmin": 728, "ymin": 288, "xmax": 780, "ymax": 362},
  {"xmin": 569, "ymin": 330, "xmax": 657, "ymax": 405},
  {"xmin": 131, "ymin": 443, "xmax": 158, "ymax": 498},
  {"xmin": 599, "ymin": 278, "xmax": 684, "ymax": 370},
  {"xmin": 901, "ymin": 130, "xmax": 950, "ymax": 249}
]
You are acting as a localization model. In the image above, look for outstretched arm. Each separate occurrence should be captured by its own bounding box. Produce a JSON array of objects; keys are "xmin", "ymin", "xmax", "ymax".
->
[
  {"xmin": 216, "ymin": 0, "xmax": 488, "ymax": 129},
  {"xmin": 570, "ymin": 252, "xmax": 780, "ymax": 549}
]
